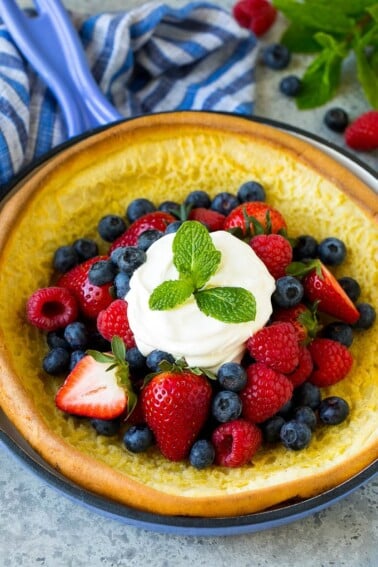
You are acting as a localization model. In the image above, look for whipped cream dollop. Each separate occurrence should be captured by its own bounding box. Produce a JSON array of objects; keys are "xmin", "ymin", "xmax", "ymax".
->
[{"xmin": 126, "ymin": 230, "xmax": 275, "ymax": 370}]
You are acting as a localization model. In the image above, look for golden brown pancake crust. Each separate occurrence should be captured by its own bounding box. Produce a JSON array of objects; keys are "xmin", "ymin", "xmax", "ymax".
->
[{"xmin": 0, "ymin": 112, "xmax": 377, "ymax": 517}]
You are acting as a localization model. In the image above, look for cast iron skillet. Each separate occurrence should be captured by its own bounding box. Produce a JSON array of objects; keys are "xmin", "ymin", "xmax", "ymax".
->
[{"xmin": 0, "ymin": 113, "xmax": 377, "ymax": 536}]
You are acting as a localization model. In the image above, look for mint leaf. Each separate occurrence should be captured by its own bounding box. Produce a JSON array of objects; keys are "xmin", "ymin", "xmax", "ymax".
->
[
  {"xmin": 194, "ymin": 287, "xmax": 256, "ymax": 324},
  {"xmin": 149, "ymin": 279, "xmax": 194, "ymax": 310},
  {"xmin": 273, "ymin": 0, "xmax": 355, "ymax": 33},
  {"xmin": 296, "ymin": 40, "xmax": 345, "ymax": 109},
  {"xmin": 173, "ymin": 221, "xmax": 221, "ymax": 289},
  {"xmin": 281, "ymin": 23, "xmax": 323, "ymax": 53},
  {"xmin": 355, "ymin": 40, "xmax": 378, "ymax": 108}
]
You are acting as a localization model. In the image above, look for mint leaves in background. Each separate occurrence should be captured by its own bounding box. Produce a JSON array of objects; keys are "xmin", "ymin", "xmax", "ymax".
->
[
  {"xmin": 273, "ymin": 0, "xmax": 378, "ymax": 109},
  {"xmin": 149, "ymin": 221, "xmax": 256, "ymax": 324}
]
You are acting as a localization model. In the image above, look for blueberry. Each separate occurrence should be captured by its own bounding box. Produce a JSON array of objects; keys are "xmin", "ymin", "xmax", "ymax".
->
[
  {"xmin": 91, "ymin": 418, "xmax": 121, "ymax": 437},
  {"xmin": 353, "ymin": 303, "xmax": 376, "ymax": 330},
  {"xmin": 53, "ymin": 245, "xmax": 79, "ymax": 273},
  {"xmin": 277, "ymin": 398, "xmax": 294, "ymax": 419},
  {"xmin": 212, "ymin": 391, "xmax": 242, "ymax": 423},
  {"xmin": 46, "ymin": 330, "xmax": 70, "ymax": 350},
  {"xmin": 42, "ymin": 347, "xmax": 70, "ymax": 375},
  {"xmin": 165, "ymin": 220, "xmax": 184, "ymax": 234},
  {"xmin": 63, "ymin": 322, "xmax": 89, "ymax": 350},
  {"xmin": 293, "ymin": 382, "xmax": 321, "ymax": 410},
  {"xmin": 126, "ymin": 347, "xmax": 147, "ymax": 371},
  {"xmin": 237, "ymin": 181, "xmax": 266, "ymax": 203},
  {"xmin": 73, "ymin": 238, "xmax": 99, "ymax": 261},
  {"xmin": 87, "ymin": 331, "xmax": 111, "ymax": 351},
  {"xmin": 319, "ymin": 396, "xmax": 350, "ymax": 425},
  {"xmin": 137, "ymin": 229, "xmax": 164, "ymax": 251},
  {"xmin": 293, "ymin": 235, "xmax": 318, "ymax": 261},
  {"xmin": 126, "ymin": 198, "xmax": 156, "ymax": 223},
  {"xmin": 113, "ymin": 272, "xmax": 130, "ymax": 298},
  {"xmin": 337, "ymin": 276, "xmax": 361, "ymax": 302},
  {"xmin": 318, "ymin": 237, "xmax": 346, "ymax": 266},
  {"xmin": 146, "ymin": 350, "xmax": 175, "ymax": 371},
  {"xmin": 98, "ymin": 215, "xmax": 127, "ymax": 242},
  {"xmin": 279, "ymin": 75, "xmax": 302, "ymax": 97},
  {"xmin": 280, "ymin": 420, "xmax": 312, "ymax": 450},
  {"xmin": 273, "ymin": 276, "xmax": 304, "ymax": 308},
  {"xmin": 217, "ymin": 362, "xmax": 247, "ymax": 392},
  {"xmin": 261, "ymin": 415, "xmax": 285, "ymax": 443},
  {"xmin": 324, "ymin": 107, "xmax": 349, "ymax": 133},
  {"xmin": 110, "ymin": 246, "xmax": 127, "ymax": 265},
  {"xmin": 69, "ymin": 350, "xmax": 86, "ymax": 371},
  {"xmin": 210, "ymin": 192, "xmax": 239, "ymax": 216},
  {"xmin": 189, "ymin": 439, "xmax": 215, "ymax": 469},
  {"xmin": 88, "ymin": 259, "xmax": 117, "ymax": 286},
  {"xmin": 184, "ymin": 190, "xmax": 211, "ymax": 209},
  {"xmin": 123, "ymin": 424, "xmax": 154, "ymax": 453},
  {"xmin": 262, "ymin": 43, "xmax": 291, "ymax": 70},
  {"xmin": 158, "ymin": 200, "xmax": 181, "ymax": 216},
  {"xmin": 293, "ymin": 406, "xmax": 317, "ymax": 431},
  {"xmin": 322, "ymin": 322, "xmax": 353, "ymax": 347},
  {"xmin": 116, "ymin": 246, "xmax": 147, "ymax": 275}
]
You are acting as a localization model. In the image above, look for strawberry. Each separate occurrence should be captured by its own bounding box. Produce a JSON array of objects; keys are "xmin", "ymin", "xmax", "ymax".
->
[
  {"xmin": 247, "ymin": 322, "xmax": 300, "ymax": 374},
  {"xmin": 240, "ymin": 362, "xmax": 293, "ymax": 423},
  {"xmin": 233, "ymin": 0, "xmax": 277, "ymax": 36},
  {"xmin": 141, "ymin": 364, "xmax": 212, "ymax": 461},
  {"xmin": 286, "ymin": 346, "xmax": 313, "ymax": 388},
  {"xmin": 211, "ymin": 419, "xmax": 262, "ymax": 467},
  {"xmin": 250, "ymin": 233, "xmax": 292, "ymax": 279},
  {"xmin": 26, "ymin": 286, "xmax": 78, "ymax": 331},
  {"xmin": 300, "ymin": 261, "xmax": 360, "ymax": 324},
  {"xmin": 272, "ymin": 303, "xmax": 319, "ymax": 344},
  {"xmin": 55, "ymin": 337, "xmax": 136, "ymax": 419},
  {"xmin": 223, "ymin": 201, "xmax": 287, "ymax": 237},
  {"xmin": 97, "ymin": 299, "xmax": 136, "ymax": 349},
  {"xmin": 188, "ymin": 207, "xmax": 225, "ymax": 231},
  {"xmin": 345, "ymin": 111, "xmax": 378, "ymax": 151},
  {"xmin": 109, "ymin": 211, "xmax": 176, "ymax": 252},
  {"xmin": 57, "ymin": 255, "xmax": 113, "ymax": 319},
  {"xmin": 308, "ymin": 338, "xmax": 353, "ymax": 388}
]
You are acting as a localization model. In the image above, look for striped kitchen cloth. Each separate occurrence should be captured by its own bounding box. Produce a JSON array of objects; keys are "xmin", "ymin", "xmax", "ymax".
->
[{"xmin": 0, "ymin": 1, "xmax": 258, "ymax": 189}]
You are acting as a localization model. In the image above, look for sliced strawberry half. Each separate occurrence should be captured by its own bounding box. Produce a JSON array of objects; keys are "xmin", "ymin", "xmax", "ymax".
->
[
  {"xmin": 303, "ymin": 263, "xmax": 359, "ymax": 324},
  {"xmin": 55, "ymin": 337, "xmax": 136, "ymax": 419},
  {"xmin": 188, "ymin": 207, "xmax": 225, "ymax": 231}
]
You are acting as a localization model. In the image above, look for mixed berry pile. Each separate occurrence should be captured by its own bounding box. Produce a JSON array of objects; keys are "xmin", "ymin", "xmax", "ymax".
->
[{"xmin": 26, "ymin": 182, "xmax": 376, "ymax": 469}]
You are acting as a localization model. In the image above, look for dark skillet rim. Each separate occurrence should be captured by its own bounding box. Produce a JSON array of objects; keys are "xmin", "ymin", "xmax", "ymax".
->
[{"xmin": 1, "ymin": 111, "xmax": 377, "ymax": 536}]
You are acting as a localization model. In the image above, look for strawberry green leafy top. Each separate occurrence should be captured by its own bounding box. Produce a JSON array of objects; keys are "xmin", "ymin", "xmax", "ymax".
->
[{"xmin": 149, "ymin": 221, "xmax": 256, "ymax": 324}]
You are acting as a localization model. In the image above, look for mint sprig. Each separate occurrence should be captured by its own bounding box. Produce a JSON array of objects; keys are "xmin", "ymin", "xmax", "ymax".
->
[
  {"xmin": 273, "ymin": 0, "xmax": 378, "ymax": 109},
  {"xmin": 149, "ymin": 221, "xmax": 256, "ymax": 324}
]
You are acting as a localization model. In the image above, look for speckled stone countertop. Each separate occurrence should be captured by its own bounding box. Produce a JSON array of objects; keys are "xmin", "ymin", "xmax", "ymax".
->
[{"xmin": 1, "ymin": 1, "xmax": 377, "ymax": 566}]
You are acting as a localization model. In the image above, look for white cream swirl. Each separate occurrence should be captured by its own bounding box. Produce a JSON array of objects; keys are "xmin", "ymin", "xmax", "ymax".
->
[{"xmin": 126, "ymin": 230, "xmax": 275, "ymax": 371}]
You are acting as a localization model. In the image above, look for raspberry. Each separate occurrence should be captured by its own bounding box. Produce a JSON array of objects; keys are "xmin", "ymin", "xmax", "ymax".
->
[
  {"xmin": 233, "ymin": 0, "xmax": 277, "ymax": 36},
  {"xmin": 344, "ymin": 111, "xmax": 378, "ymax": 151},
  {"xmin": 247, "ymin": 322, "xmax": 300, "ymax": 374},
  {"xmin": 250, "ymin": 233, "xmax": 292, "ymax": 279},
  {"xmin": 308, "ymin": 338, "xmax": 353, "ymax": 387},
  {"xmin": 240, "ymin": 363, "xmax": 293, "ymax": 423},
  {"xmin": 26, "ymin": 286, "xmax": 78, "ymax": 331},
  {"xmin": 97, "ymin": 299, "xmax": 136, "ymax": 348},
  {"xmin": 212, "ymin": 419, "xmax": 262, "ymax": 467},
  {"xmin": 286, "ymin": 346, "xmax": 313, "ymax": 388}
]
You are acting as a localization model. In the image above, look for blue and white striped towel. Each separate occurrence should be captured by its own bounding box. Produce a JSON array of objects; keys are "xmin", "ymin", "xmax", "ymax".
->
[{"xmin": 0, "ymin": 1, "xmax": 258, "ymax": 188}]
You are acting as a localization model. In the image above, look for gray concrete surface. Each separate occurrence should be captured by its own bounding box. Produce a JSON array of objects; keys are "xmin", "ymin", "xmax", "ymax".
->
[{"xmin": 1, "ymin": 1, "xmax": 377, "ymax": 566}]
